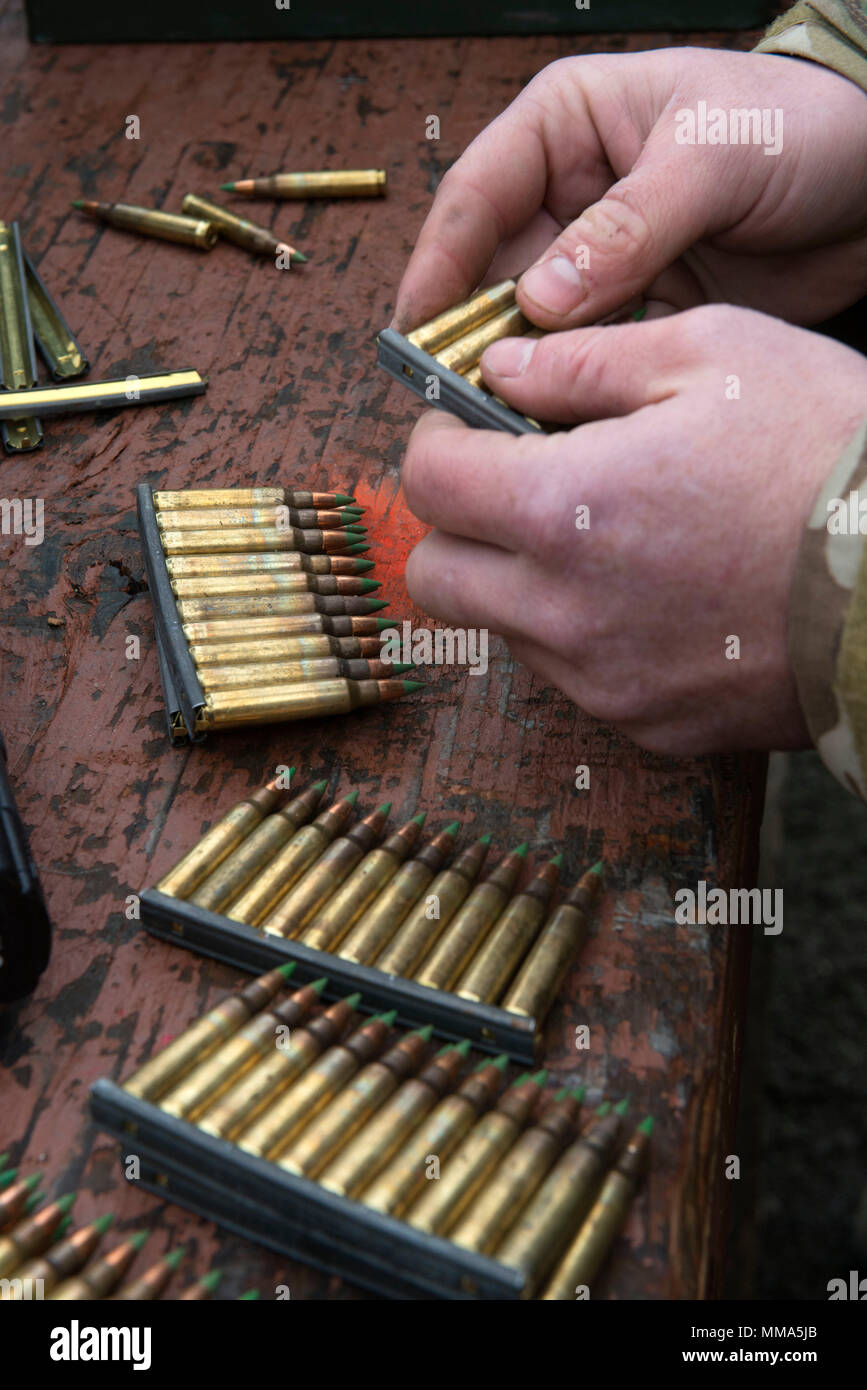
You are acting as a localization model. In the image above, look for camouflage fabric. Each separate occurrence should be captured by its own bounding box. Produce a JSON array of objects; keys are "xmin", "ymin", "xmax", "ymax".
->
[
  {"xmin": 754, "ymin": 1, "xmax": 867, "ymax": 93},
  {"xmin": 754, "ymin": 3, "xmax": 867, "ymax": 796},
  {"xmin": 788, "ymin": 423, "xmax": 867, "ymax": 799}
]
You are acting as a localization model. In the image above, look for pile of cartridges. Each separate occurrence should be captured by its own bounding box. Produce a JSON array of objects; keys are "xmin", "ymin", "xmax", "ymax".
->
[
  {"xmin": 377, "ymin": 278, "xmax": 545, "ymax": 435},
  {"xmin": 92, "ymin": 967, "xmax": 651, "ymax": 1300},
  {"xmin": 0, "ymin": 1158, "xmax": 248, "ymax": 1299},
  {"xmin": 141, "ymin": 771, "xmax": 600, "ymax": 1058},
  {"xmin": 136, "ymin": 485, "xmax": 422, "ymax": 742},
  {"xmin": 0, "ymin": 219, "xmax": 204, "ymax": 452}
]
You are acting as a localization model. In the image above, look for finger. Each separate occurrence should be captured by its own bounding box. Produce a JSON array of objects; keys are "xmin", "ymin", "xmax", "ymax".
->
[
  {"xmin": 515, "ymin": 124, "xmax": 754, "ymax": 330},
  {"xmin": 405, "ymin": 529, "xmax": 550, "ymax": 644},
  {"xmin": 402, "ymin": 410, "xmax": 568, "ymax": 553},
  {"xmin": 480, "ymin": 315, "xmax": 694, "ymax": 422},
  {"xmin": 391, "ymin": 107, "xmax": 549, "ymax": 334}
]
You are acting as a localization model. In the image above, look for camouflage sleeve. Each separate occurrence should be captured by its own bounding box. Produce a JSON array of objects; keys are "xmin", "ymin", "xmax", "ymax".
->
[
  {"xmin": 753, "ymin": 1, "xmax": 867, "ymax": 92},
  {"xmin": 788, "ymin": 422, "xmax": 867, "ymax": 799}
]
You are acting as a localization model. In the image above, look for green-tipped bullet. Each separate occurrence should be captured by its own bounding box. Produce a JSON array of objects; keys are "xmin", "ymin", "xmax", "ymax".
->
[
  {"xmin": 638, "ymin": 1115, "xmax": 654, "ymax": 1135},
  {"xmin": 277, "ymin": 962, "xmax": 297, "ymax": 980},
  {"xmin": 94, "ymin": 1212, "xmax": 115, "ymax": 1235},
  {"xmin": 359, "ymin": 578, "xmax": 381, "ymax": 592},
  {"xmin": 309, "ymin": 976, "xmax": 328, "ymax": 994},
  {"xmin": 344, "ymin": 992, "xmax": 363, "ymax": 1010},
  {"xmin": 345, "ymin": 789, "xmax": 360, "ymax": 806},
  {"xmin": 57, "ymin": 1193, "xmax": 76, "ymax": 1214},
  {"xmin": 239, "ymin": 1289, "xmax": 260, "ymax": 1299},
  {"xmin": 347, "ymin": 543, "xmax": 369, "ymax": 554},
  {"xmin": 0, "ymin": 1168, "xmax": 19, "ymax": 1190},
  {"xmin": 0, "ymin": 1154, "xmax": 10, "ymax": 1173},
  {"xmin": 403, "ymin": 680, "xmax": 425, "ymax": 693},
  {"xmin": 589, "ymin": 860, "xmax": 603, "ymax": 876},
  {"xmin": 180, "ymin": 1267, "xmax": 224, "ymax": 1300},
  {"xmin": 354, "ymin": 557, "xmax": 375, "ymax": 573},
  {"xmin": 130, "ymin": 1231, "xmax": 149, "ymax": 1251},
  {"xmin": 614, "ymin": 1098, "xmax": 630, "ymax": 1116},
  {"xmin": 378, "ymin": 1009, "xmax": 398, "ymax": 1027},
  {"xmin": 391, "ymin": 661, "xmax": 416, "ymax": 674}
]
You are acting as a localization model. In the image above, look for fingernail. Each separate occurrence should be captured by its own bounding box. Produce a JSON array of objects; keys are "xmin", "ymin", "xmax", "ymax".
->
[
  {"xmin": 482, "ymin": 337, "xmax": 537, "ymax": 378},
  {"xmin": 521, "ymin": 254, "xmax": 585, "ymax": 315}
]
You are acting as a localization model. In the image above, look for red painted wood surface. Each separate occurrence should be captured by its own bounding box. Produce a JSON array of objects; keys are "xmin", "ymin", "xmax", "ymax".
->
[{"xmin": 0, "ymin": 3, "xmax": 765, "ymax": 1299}]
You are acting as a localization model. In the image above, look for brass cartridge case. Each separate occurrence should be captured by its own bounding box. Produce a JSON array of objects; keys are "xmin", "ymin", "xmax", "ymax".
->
[
  {"xmin": 361, "ymin": 1056, "xmax": 508, "ymax": 1218},
  {"xmin": 195, "ymin": 657, "xmax": 398, "ymax": 690},
  {"xmin": 165, "ymin": 551, "xmax": 368, "ymax": 580},
  {"xmin": 226, "ymin": 170, "xmax": 387, "ymax": 198},
  {"xmin": 154, "ymin": 487, "xmax": 359, "ymax": 511},
  {"xmin": 172, "ymin": 573, "xmax": 372, "ymax": 600},
  {"xmin": 0, "ymin": 369, "xmax": 205, "ymax": 421},
  {"xmin": 300, "ymin": 811, "xmax": 426, "ymax": 953},
  {"xmin": 181, "ymin": 614, "xmax": 384, "ymax": 645},
  {"xmin": 448, "ymin": 1089, "xmax": 582, "ymax": 1255},
  {"xmin": 197, "ymin": 677, "xmax": 417, "ymax": 732},
  {"xmin": 0, "ymin": 1173, "xmax": 40, "ymax": 1229},
  {"xmin": 0, "ymin": 1196, "xmax": 72, "ymax": 1279},
  {"xmin": 337, "ymin": 822, "xmax": 459, "ymax": 964},
  {"xmin": 318, "ymin": 1042, "xmax": 470, "ymax": 1198},
  {"xmin": 234, "ymin": 1013, "xmax": 394, "ymax": 1156},
  {"xmin": 50, "ymin": 1232, "xmax": 147, "ymax": 1300},
  {"xmin": 415, "ymin": 843, "xmax": 528, "ymax": 991},
  {"xmin": 112, "ymin": 1248, "xmax": 184, "ymax": 1301},
  {"xmin": 174, "ymin": 593, "xmax": 379, "ymax": 623},
  {"xmin": 188, "ymin": 781, "xmax": 327, "ymax": 912},
  {"xmin": 278, "ymin": 1027, "xmax": 432, "ymax": 1178},
  {"xmin": 503, "ymin": 863, "xmax": 601, "ymax": 1020},
  {"xmin": 456, "ymin": 854, "xmax": 562, "ymax": 1004},
  {"xmin": 374, "ymin": 835, "xmax": 491, "ymax": 978},
  {"xmin": 196, "ymin": 994, "xmax": 360, "ymax": 1141},
  {"xmin": 225, "ymin": 792, "xmax": 358, "ymax": 926},
  {"xmin": 407, "ymin": 279, "xmax": 516, "ymax": 355},
  {"xmin": 181, "ymin": 194, "xmax": 305, "ymax": 261},
  {"xmin": 406, "ymin": 1071, "xmax": 545, "ymax": 1236},
  {"xmin": 186, "ymin": 633, "xmax": 380, "ymax": 666},
  {"xmin": 495, "ymin": 1107, "xmax": 622, "ymax": 1294},
  {"xmin": 260, "ymin": 803, "xmax": 391, "ymax": 938},
  {"xmin": 153, "ymin": 770, "xmax": 292, "ymax": 899},
  {"xmin": 541, "ymin": 1120, "xmax": 653, "ymax": 1299},
  {"xmin": 160, "ymin": 524, "xmax": 360, "ymax": 556},
  {"xmin": 0, "ymin": 219, "xmax": 42, "ymax": 452},
  {"xmin": 158, "ymin": 505, "xmax": 359, "ymax": 531},
  {"xmin": 122, "ymin": 963, "xmax": 293, "ymax": 1101},
  {"xmin": 435, "ymin": 305, "xmax": 529, "ymax": 374},
  {"xmin": 159, "ymin": 977, "xmax": 324, "ymax": 1120},
  {"xmin": 7, "ymin": 1215, "xmax": 111, "ymax": 1297},
  {"xmin": 23, "ymin": 250, "xmax": 88, "ymax": 380},
  {"xmin": 74, "ymin": 199, "xmax": 217, "ymax": 249}
]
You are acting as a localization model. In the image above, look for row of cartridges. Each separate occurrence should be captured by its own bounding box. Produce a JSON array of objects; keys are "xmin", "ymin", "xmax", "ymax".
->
[
  {"xmin": 144, "ymin": 486, "xmax": 424, "ymax": 733},
  {"xmin": 123, "ymin": 965, "xmax": 651, "ymax": 1299},
  {"xmin": 154, "ymin": 771, "xmax": 600, "ymax": 1019},
  {"xmin": 0, "ymin": 1161, "xmax": 248, "ymax": 1300}
]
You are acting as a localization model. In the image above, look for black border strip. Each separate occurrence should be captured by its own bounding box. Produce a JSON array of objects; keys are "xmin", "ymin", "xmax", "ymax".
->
[
  {"xmin": 90, "ymin": 1078, "xmax": 526, "ymax": 1300},
  {"xmin": 141, "ymin": 887, "xmax": 540, "ymax": 1065},
  {"xmin": 377, "ymin": 328, "xmax": 543, "ymax": 436}
]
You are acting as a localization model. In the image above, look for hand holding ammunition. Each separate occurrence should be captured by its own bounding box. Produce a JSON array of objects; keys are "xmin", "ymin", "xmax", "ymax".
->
[
  {"xmin": 402, "ymin": 311, "xmax": 867, "ymax": 756},
  {"xmin": 392, "ymin": 51, "xmax": 867, "ymax": 334}
]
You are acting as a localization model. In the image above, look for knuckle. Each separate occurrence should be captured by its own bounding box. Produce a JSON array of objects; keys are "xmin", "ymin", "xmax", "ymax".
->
[{"xmin": 580, "ymin": 190, "xmax": 654, "ymax": 264}]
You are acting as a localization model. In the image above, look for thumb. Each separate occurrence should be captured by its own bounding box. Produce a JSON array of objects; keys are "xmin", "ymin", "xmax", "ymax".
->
[{"xmin": 516, "ymin": 137, "xmax": 729, "ymax": 328}]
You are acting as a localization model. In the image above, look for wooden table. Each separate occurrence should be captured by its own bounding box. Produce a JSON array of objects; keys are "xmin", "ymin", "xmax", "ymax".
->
[{"xmin": 0, "ymin": 3, "xmax": 766, "ymax": 1299}]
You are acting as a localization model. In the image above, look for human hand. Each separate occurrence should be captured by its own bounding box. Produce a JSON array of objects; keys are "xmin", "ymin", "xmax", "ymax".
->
[
  {"xmin": 393, "ymin": 48, "xmax": 867, "ymax": 334},
  {"xmin": 402, "ymin": 305, "xmax": 867, "ymax": 754}
]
